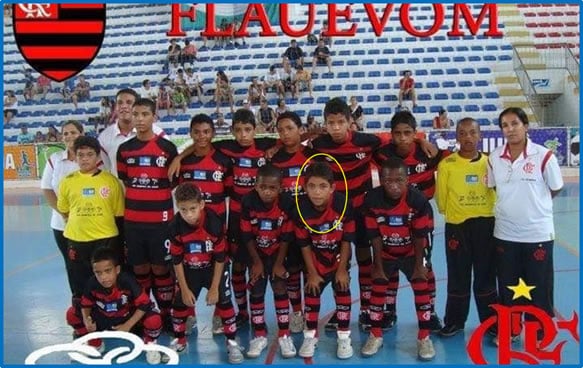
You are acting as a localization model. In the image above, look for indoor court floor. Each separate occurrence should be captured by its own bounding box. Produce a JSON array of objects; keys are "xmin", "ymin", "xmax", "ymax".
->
[{"xmin": 3, "ymin": 181, "xmax": 580, "ymax": 365}]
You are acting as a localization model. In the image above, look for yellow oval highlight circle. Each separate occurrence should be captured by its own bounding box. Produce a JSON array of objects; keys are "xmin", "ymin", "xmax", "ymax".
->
[{"xmin": 294, "ymin": 153, "xmax": 349, "ymax": 235}]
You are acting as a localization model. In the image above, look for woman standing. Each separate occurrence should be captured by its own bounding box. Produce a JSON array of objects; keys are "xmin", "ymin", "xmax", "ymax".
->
[
  {"xmin": 486, "ymin": 107, "xmax": 563, "ymax": 343},
  {"xmin": 40, "ymin": 120, "xmax": 84, "ymax": 296},
  {"xmin": 349, "ymin": 96, "xmax": 364, "ymax": 131}
]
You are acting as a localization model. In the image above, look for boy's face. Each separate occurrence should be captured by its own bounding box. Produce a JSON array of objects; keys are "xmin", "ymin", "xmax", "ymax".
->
[
  {"xmin": 191, "ymin": 123, "xmax": 214, "ymax": 149},
  {"xmin": 391, "ymin": 123, "xmax": 416, "ymax": 152},
  {"xmin": 93, "ymin": 260, "xmax": 120, "ymax": 289},
  {"xmin": 325, "ymin": 113, "xmax": 350, "ymax": 144},
  {"xmin": 276, "ymin": 118, "xmax": 301, "ymax": 148},
  {"xmin": 380, "ymin": 167, "xmax": 407, "ymax": 200},
  {"xmin": 232, "ymin": 122, "xmax": 255, "ymax": 147},
  {"xmin": 178, "ymin": 199, "xmax": 205, "ymax": 227},
  {"xmin": 133, "ymin": 105, "xmax": 156, "ymax": 135},
  {"xmin": 306, "ymin": 176, "xmax": 334, "ymax": 209},
  {"xmin": 76, "ymin": 146, "xmax": 99, "ymax": 173},
  {"xmin": 255, "ymin": 175, "xmax": 281, "ymax": 206},
  {"xmin": 457, "ymin": 120, "xmax": 480, "ymax": 153},
  {"xmin": 116, "ymin": 92, "xmax": 137, "ymax": 123}
]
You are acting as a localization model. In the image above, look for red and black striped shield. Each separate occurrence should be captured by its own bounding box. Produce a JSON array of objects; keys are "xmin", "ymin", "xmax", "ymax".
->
[{"xmin": 12, "ymin": 4, "xmax": 106, "ymax": 82}]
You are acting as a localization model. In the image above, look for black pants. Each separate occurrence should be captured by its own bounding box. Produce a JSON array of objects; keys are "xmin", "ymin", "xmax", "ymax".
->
[
  {"xmin": 68, "ymin": 237, "xmax": 119, "ymax": 298},
  {"xmin": 444, "ymin": 217, "xmax": 498, "ymax": 326},
  {"xmin": 495, "ymin": 238, "xmax": 554, "ymax": 319},
  {"xmin": 53, "ymin": 229, "xmax": 75, "ymax": 295}
]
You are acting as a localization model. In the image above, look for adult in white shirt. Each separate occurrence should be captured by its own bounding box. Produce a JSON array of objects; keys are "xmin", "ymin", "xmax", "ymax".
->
[
  {"xmin": 40, "ymin": 120, "xmax": 85, "ymax": 295},
  {"xmin": 487, "ymin": 107, "xmax": 563, "ymax": 342},
  {"xmin": 139, "ymin": 79, "xmax": 159, "ymax": 103},
  {"xmin": 262, "ymin": 65, "xmax": 284, "ymax": 99},
  {"xmin": 98, "ymin": 88, "xmax": 165, "ymax": 175}
]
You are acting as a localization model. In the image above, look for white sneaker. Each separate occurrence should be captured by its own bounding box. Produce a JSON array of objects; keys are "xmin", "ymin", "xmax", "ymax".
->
[
  {"xmin": 361, "ymin": 335, "xmax": 383, "ymax": 357},
  {"xmin": 227, "ymin": 339, "xmax": 244, "ymax": 364},
  {"xmin": 417, "ymin": 336, "xmax": 436, "ymax": 361},
  {"xmin": 298, "ymin": 337, "xmax": 318, "ymax": 358},
  {"xmin": 278, "ymin": 335, "xmax": 297, "ymax": 358},
  {"xmin": 337, "ymin": 337, "xmax": 353, "ymax": 359},
  {"xmin": 290, "ymin": 311, "xmax": 305, "ymax": 334},
  {"xmin": 185, "ymin": 315, "xmax": 197, "ymax": 336},
  {"xmin": 161, "ymin": 338, "xmax": 187, "ymax": 364},
  {"xmin": 247, "ymin": 336, "xmax": 268, "ymax": 358},
  {"xmin": 146, "ymin": 343, "xmax": 161, "ymax": 365},
  {"xmin": 212, "ymin": 315, "xmax": 224, "ymax": 335}
]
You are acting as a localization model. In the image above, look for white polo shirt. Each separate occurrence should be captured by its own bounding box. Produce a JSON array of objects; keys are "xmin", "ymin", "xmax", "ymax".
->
[
  {"xmin": 40, "ymin": 150, "xmax": 79, "ymax": 231},
  {"xmin": 98, "ymin": 122, "xmax": 165, "ymax": 176},
  {"xmin": 487, "ymin": 139, "xmax": 563, "ymax": 243}
]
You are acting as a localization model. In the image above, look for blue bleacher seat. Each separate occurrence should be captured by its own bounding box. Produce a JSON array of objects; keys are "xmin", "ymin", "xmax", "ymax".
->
[
  {"xmin": 435, "ymin": 93, "xmax": 448, "ymax": 100},
  {"xmin": 362, "ymin": 84, "xmax": 374, "ymax": 90},
  {"xmin": 377, "ymin": 83, "xmax": 390, "ymax": 90},
  {"xmin": 418, "ymin": 94, "xmax": 432, "ymax": 101},
  {"xmin": 329, "ymin": 85, "xmax": 342, "ymax": 91},
  {"xmin": 426, "ymin": 82, "xmax": 439, "ymax": 89},
  {"xmin": 485, "ymin": 92, "xmax": 499, "ymax": 99},
  {"xmin": 367, "ymin": 121, "xmax": 381, "ymax": 129},
  {"xmin": 477, "ymin": 118, "xmax": 491, "ymax": 126},
  {"xmin": 368, "ymin": 71, "xmax": 381, "ymax": 78},
  {"xmin": 475, "ymin": 80, "xmax": 488, "ymax": 87},
  {"xmin": 378, "ymin": 107, "xmax": 391, "ymax": 115},
  {"xmin": 338, "ymin": 72, "xmax": 350, "ymax": 78},
  {"xmin": 465, "ymin": 105, "xmax": 480, "ymax": 112},
  {"xmin": 431, "ymin": 69, "xmax": 444, "ymax": 75},
  {"xmin": 462, "ymin": 68, "xmax": 476, "ymax": 74},
  {"xmin": 367, "ymin": 95, "xmax": 381, "ymax": 102},
  {"xmin": 469, "ymin": 92, "xmax": 483, "ymax": 99},
  {"xmin": 478, "ymin": 68, "xmax": 491, "ymax": 74},
  {"xmin": 446, "ymin": 68, "xmax": 459, "ymax": 75},
  {"xmin": 163, "ymin": 128, "xmax": 174, "ymax": 135},
  {"xmin": 176, "ymin": 127, "xmax": 189, "ymax": 135},
  {"xmin": 420, "ymin": 120, "xmax": 433, "ymax": 128},
  {"xmin": 482, "ymin": 104, "xmax": 497, "ymax": 111}
]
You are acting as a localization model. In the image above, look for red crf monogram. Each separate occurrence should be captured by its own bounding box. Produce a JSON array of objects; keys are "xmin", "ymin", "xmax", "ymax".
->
[
  {"xmin": 467, "ymin": 304, "xmax": 579, "ymax": 364},
  {"xmin": 523, "ymin": 162, "xmax": 535, "ymax": 174}
]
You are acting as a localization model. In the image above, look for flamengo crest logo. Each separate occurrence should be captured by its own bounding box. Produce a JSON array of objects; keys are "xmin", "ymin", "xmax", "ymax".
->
[{"xmin": 13, "ymin": 4, "xmax": 106, "ymax": 82}]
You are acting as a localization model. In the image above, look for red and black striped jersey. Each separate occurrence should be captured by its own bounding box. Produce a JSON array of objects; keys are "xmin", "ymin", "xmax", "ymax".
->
[
  {"xmin": 240, "ymin": 191, "xmax": 295, "ymax": 257},
  {"xmin": 80, "ymin": 272, "xmax": 152, "ymax": 320},
  {"xmin": 294, "ymin": 192, "xmax": 356, "ymax": 276},
  {"xmin": 169, "ymin": 208, "xmax": 226, "ymax": 270},
  {"xmin": 178, "ymin": 148, "xmax": 232, "ymax": 221},
  {"xmin": 363, "ymin": 186, "xmax": 433, "ymax": 260},
  {"xmin": 213, "ymin": 137, "xmax": 277, "ymax": 214},
  {"xmin": 311, "ymin": 131, "xmax": 386, "ymax": 208},
  {"xmin": 271, "ymin": 146, "xmax": 317, "ymax": 197},
  {"xmin": 373, "ymin": 142, "xmax": 449, "ymax": 199},
  {"xmin": 117, "ymin": 136, "xmax": 178, "ymax": 225}
]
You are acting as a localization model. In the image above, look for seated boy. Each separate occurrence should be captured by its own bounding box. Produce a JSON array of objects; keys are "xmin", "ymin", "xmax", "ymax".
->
[
  {"xmin": 295, "ymin": 162, "xmax": 355, "ymax": 360},
  {"xmin": 360, "ymin": 157, "xmax": 435, "ymax": 361},
  {"xmin": 66, "ymin": 247, "xmax": 163, "ymax": 364},
  {"xmin": 241, "ymin": 164, "xmax": 296, "ymax": 359},
  {"xmin": 168, "ymin": 183, "xmax": 244, "ymax": 364}
]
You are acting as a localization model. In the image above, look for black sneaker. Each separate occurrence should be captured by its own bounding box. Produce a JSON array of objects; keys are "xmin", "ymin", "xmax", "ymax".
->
[
  {"xmin": 428, "ymin": 313, "xmax": 443, "ymax": 333},
  {"xmin": 439, "ymin": 324, "xmax": 464, "ymax": 337},
  {"xmin": 381, "ymin": 312, "xmax": 397, "ymax": 331},
  {"xmin": 235, "ymin": 313, "xmax": 249, "ymax": 329},
  {"xmin": 325, "ymin": 314, "xmax": 338, "ymax": 331},
  {"xmin": 359, "ymin": 311, "xmax": 371, "ymax": 331}
]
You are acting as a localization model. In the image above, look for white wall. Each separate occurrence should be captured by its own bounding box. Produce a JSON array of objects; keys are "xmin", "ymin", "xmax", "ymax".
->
[{"xmin": 553, "ymin": 72, "xmax": 580, "ymax": 127}]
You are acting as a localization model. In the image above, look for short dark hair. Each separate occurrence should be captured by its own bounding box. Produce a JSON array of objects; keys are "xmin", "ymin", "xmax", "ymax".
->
[
  {"xmin": 190, "ymin": 113, "xmax": 215, "ymax": 133},
  {"xmin": 324, "ymin": 97, "xmax": 351, "ymax": 121},
  {"xmin": 276, "ymin": 111, "xmax": 302, "ymax": 128},
  {"xmin": 381, "ymin": 156, "xmax": 407, "ymax": 175},
  {"xmin": 142, "ymin": 79, "xmax": 150, "ymax": 87},
  {"xmin": 116, "ymin": 88, "xmax": 139, "ymax": 101},
  {"xmin": 232, "ymin": 108, "xmax": 256, "ymax": 128},
  {"xmin": 390, "ymin": 110, "xmax": 417, "ymax": 131},
  {"xmin": 257, "ymin": 163, "xmax": 283, "ymax": 182},
  {"xmin": 62, "ymin": 120, "xmax": 84, "ymax": 134},
  {"xmin": 91, "ymin": 246, "xmax": 119, "ymax": 266},
  {"xmin": 305, "ymin": 161, "xmax": 334, "ymax": 185},
  {"xmin": 498, "ymin": 107, "xmax": 529, "ymax": 129},
  {"xmin": 174, "ymin": 183, "xmax": 203, "ymax": 203},
  {"xmin": 73, "ymin": 136, "xmax": 100, "ymax": 155},
  {"xmin": 133, "ymin": 98, "xmax": 157, "ymax": 114},
  {"xmin": 456, "ymin": 117, "xmax": 480, "ymax": 133}
]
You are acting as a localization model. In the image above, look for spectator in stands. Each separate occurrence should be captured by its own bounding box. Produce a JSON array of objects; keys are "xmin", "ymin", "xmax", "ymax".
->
[
  {"xmin": 306, "ymin": 114, "xmax": 323, "ymax": 135},
  {"xmin": 139, "ymin": 79, "xmax": 159, "ymax": 104},
  {"xmin": 433, "ymin": 109, "xmax": 453, "ymax": 129},
  {"xmin": 256, "ymin": 99, "xmax": 276, "ymax": 133},
  {"xmin": 319, "ymin": 20, "xmax": 332, "ymax": 47},
  {"xmin": 262, "ymin": 65, "xmax": 285, "ymax": 99},
  {"xmin": 215, "ymin": 70, "xmax": 234, "ymax": 114},
  {"xmin": 233, "ymin": 20, "xmax": 246, "ymax": 47},
  {"xmin": 215, "ymin": 112, "xmax": 231, "ymax": 135},
  {"xmin": 282, "ymin": 39, "xmax": 304, "ymax": 67},
  {"xmin": 293, "ymin": 65, "xmax": 313, "ymax": 99},
  {"xmin": 167, "ymin": 39, "xmax": 181, "ymax": 65},
  {"xmin": 4, "ymin": 90, "xmax": 18, "ymax": 124},
  {"xmin": 61, "ymin": 78, "xmax": 74, "ymax": 104},
  {"xmin": 34, "ymin": 131, "xmax": 45, "ymax": 143},
  {"xmin": 4, "ymin": 4, "xmax": 11, "ymax": 18},
  {"xmin": 17, "ymin": 124, "xmax": 34, "ymax": 144},
  {"xmin": 248, "ymin": 77, "xmax": 264, "ymax": 105},
  {"xmin": 280, "ymin": 62, "xmax": 295, "ymax": 98},
  {"xmin": 46, "ymin": 125, "xmax": 60, "ymax": 142},
  {"xmin": 23, "ymin": 81, "xmax": 34, "ymax": 101},
  {"xmin": 311, "ymin": 39, "xmax": 332, "ymax": 74},
  {"xmin": 181, "ymin": 39, "xmax": 198, "ymax": 65},
  {"xmin": 184, "ymin": 68, "xmax": 204, "ymax": 103},
  {"xmin": 349, "ymin": 96, "xmax": 364, "ymax": 131},
  {"xmin": 398, "ymin": 70, "xmax": 417, "ymax": 108},
  {"xmin": 173, "ymin": 69, "xmax": 187, "ymax": 88},
  {"xmin": 97, "ymin": 97, "xmax": 113, "ymax": 129},
  {"xmin": 171, "ymin": 87, "xmax": 188, "ymax": 115},
  {"xmin": 22, "ymin": 67, "xmax": 34, "ymax": 85},
  {"xmin": 157, "ymin": 83, "xmax": 172, "ymax": 115},
  {"xmin": 306, "ymin": 33, "xmax": 318, "ymax": 46},
  {"xmin": 35, "ymin": 74, "xmax": 51, "ymax": 100},
  {"xmin": 275, "ymin": 98, "xmax": 289, "ymax": 119},
  {"xmin": 71, "ymin": 75, "xmax": 90, "ymax": 109},
  {"xmin": 242, "ymin": 99, "xmax": 256, "ymax": 116}
]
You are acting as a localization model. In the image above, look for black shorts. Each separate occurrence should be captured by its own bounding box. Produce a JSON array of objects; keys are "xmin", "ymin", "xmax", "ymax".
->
[
  {"xmin": 285, "ymin": 242, "xmax": 304, "ymax": 271},
  {"xmin": 68, "ymin": 237, "xmax": 119, "ymax": 297},
  {"xmin": 316, "ymin": 57, "xmax": 328, "ymax": 65},
  {"xmin": 125, "ymin": 223, "xmax": 171, "ymax": 266},
  {"xmin": 380, "ymin": 256, "xmax": 419, "ymax": 283},
  {"xmin": 228, "ymin": 213, "xmax": 249, "ymax": 264},
  {"xmin": 354, "ymin": 207, "xmax": 371, "ymax": 249},
  {"xmin": 174, "ymin": 266, "xmax": 232, "ymax": 307}
]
